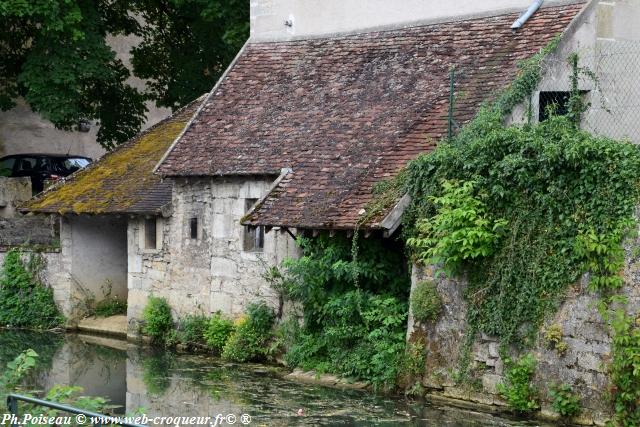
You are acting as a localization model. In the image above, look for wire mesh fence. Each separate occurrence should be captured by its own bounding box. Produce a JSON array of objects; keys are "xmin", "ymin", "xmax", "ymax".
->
[{"xmin": 534, "ymin": 41, "xmax": 640, "ymax": 143}]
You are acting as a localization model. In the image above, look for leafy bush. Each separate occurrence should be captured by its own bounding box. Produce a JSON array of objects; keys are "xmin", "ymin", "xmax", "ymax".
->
[
  {"xmin": 407, "ymin": 180, "xmax": 507, "ymax": 274},
  {"xmin": 1, "ymin": 349, "xmax": 38, "ymax": 390},
  {"xmin": 93, "ymin": 297, "xmax": 127, "ymax": 317},
  {"xmin": 204, "ymin": 313, "xmax": 235, "ymax": 352},
  {"xmin": 410, "ymin": 280, "xmax": 442, "ymax": 323},
  {"xmin": 279, "ymin": 234, "xmax": 411, "ymax": 390},
  {"xmin": 176, "ymin": 314, "xmax": 208, "ymax": 346},
  {"xmin": 285, "ymin": 291, "xmax": 408, "ymax": 389},
  {"xmin": 222, "ymin": 302, "xmax": 275, "ymax": 363},
  {"xmin": 0, "ymin": 250, "xmax": 64, "ymax": 329},
  {"xmin": 142, "ymin": 296, "xmax": 173, "ymax": 345},
  {"xmin": 403, "ymin": 110, "xmax": 640, "ymax": 349},
  {"xmin": 549, "ymin": 384, "xmax": 580, "ymax": 417},
  {"xmin": 497, "ymin": 354, "xmax": 539, "ymax": 412}
]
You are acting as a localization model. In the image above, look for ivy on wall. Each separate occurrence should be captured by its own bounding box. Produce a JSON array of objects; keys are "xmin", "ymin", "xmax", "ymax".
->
[{"xmin": 366, "ymin": 43, "xmax": 640, "ymax": 423}]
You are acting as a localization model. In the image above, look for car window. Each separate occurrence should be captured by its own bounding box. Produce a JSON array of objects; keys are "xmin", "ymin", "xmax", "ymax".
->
[
  {"xmin": 0, "ymin": 158, "xmax": 15, "ymax": 177},
  {"xmin": 14, "ymin": 157, "xmax": 39, "ymax": 173},
  {"xmin": 63, "ymin": 158, "xmax": 90, "ymax": 173}
]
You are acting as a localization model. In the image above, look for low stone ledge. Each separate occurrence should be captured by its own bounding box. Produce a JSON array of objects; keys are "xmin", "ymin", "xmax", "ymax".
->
[{"xmin": 285, "ymin": 368, "xmax": 369, "ymax": 390}]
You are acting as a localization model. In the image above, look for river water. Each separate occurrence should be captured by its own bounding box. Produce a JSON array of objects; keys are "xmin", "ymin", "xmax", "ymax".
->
[{"xmin": 0, "ymin": 331, "xmax": 552, "ymax": 426}]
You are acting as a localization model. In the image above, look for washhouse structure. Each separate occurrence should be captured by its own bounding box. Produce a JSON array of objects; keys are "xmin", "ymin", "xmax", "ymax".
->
[{"xmin": 22, "ymin": 0, "xmax": 585, "ymax": 333}]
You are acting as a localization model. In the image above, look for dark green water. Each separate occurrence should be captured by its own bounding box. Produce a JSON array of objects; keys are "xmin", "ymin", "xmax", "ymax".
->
[{"xmin": 0, "ymin": 331, "xmax": 551, "ymax": 426}]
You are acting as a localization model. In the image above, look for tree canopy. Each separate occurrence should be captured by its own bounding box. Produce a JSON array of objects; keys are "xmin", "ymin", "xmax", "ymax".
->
[{"xmin": 0, "ymin": 0, "xmax": 248, "ymax": 149}]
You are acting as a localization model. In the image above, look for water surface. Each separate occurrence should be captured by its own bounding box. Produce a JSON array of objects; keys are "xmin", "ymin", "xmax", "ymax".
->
[{"xmin": 0, "ymin": 331, "xmax": 551, "ymax": 426}]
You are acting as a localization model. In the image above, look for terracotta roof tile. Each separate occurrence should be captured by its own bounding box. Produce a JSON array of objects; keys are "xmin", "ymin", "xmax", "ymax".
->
[{"xmin": 157, "ymin": 3, "xmax": 584, "ymax": 229}]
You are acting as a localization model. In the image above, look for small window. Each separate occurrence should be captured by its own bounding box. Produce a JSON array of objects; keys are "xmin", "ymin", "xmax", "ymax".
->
[
  {"xmin": 243, "ymin": 199, "xmax": 264, "ymax": 252},
  {"xmin": 190, "ymin": 217, "xmax": 198, "ymax": 239},
  {"xmin": 144, "ymin": 218, "xmax": 157, "ymax": 250}
]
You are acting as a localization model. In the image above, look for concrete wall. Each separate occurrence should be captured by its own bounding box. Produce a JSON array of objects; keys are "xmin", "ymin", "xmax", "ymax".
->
[
  {"xmin": 250, "ymin": 0, "xmax": 578, "ymax": 41},
  {"xmin": 127, "ymin": 177, "xmax": 300, "ymax": 336},
  {"xmin": 0, "ymin": 33, "xmax": 170, "ymax": 160},
  {"xmin": 509, "ymin": 0, "xmax": 640, "ymax": 143},
  {"xmin": 69, "ymin": 216, "xmax": 128, "ymax": 302}
]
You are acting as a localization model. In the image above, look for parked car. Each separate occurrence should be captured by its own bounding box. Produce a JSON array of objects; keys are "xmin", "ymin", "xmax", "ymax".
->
[{"xmin": 0, "ymin": 154, "xmax": 92, "ymax": 194}]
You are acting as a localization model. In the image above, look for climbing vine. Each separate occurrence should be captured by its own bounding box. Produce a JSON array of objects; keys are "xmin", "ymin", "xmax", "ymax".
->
[{"xmin": 387, "ymin": 45, "xmax": 640, "ymax": 423}]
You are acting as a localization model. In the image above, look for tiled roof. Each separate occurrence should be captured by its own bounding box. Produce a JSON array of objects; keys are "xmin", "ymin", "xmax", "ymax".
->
[
  {"xmin": 21, "ymin": 97, "xmax": 203, "ymax": 215},
  {"xmin": 157, "ymin": 3, "xmax": 585, "ymax": 229}
]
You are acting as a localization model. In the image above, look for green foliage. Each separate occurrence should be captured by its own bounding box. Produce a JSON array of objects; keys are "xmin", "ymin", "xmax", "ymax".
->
[
  {"xmin": 222, "ymin": 302, "xmax": 275, "ymax": 363},
  {"xmin": 608, "ymin": 310, "xmax": 640, "ymax": 426},
  {"xmin": 93, "ymin": 297, "xmax": 127, "ymax": 317},
  {"xmin": 142, "ymin": 296, "xmax": 174, "ymax": 345},
  {"xmin": 1, "ymin": 349, "xmax": 38, "ymax": 390},
  {"xmin": 407, "ymin": 181, "xmax": 508, "ymax": 275},
  {"xmin": 0, "ymin": 250, "xmax": 64, "ymax": 329},
  {"xmin": 544, "ymin": 324, "xmax": 568, "ymax": 356},
  {"xmin": 549, "ymin": 384, "xmax": 581, "ymax": 418},
  {"xmin": 0, "ymin": 0, "xmax": 145, "ymax": 148},
  {"xmin": 0, "ymin": 0, "xmax": 247, "ymax": 148},
  {"xmin": 497, "ymin": 354, "xmax": 539, "ymax": 413},
  {"xmin": 279, "ymin": 234, "xmax": 411, "ymax": 390},
  {"xmin": 204, "ymin": 313, "xmax": 235, "ymax": 353},
  {"xmin": 410, "ymin": 280, "xmax": 442, "ymax": 323},
  {"xmin": 176, "ymin": 314, "xmax": 208, "ymax": 347},
  {"xmin": 129, "ymin": 0, "xmax": 248, "ymax": 110},
  {"xmin": 404, "ymin": 110, "xmax": 640, "ymax": 348}
]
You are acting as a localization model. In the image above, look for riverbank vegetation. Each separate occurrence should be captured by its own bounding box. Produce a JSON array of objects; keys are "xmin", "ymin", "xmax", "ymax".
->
[
  {"xmin": 0, "ymin": 249, "xmax": 64, "ymax": 330},
  {"xmin": 140, "ymin": 234, "xmax": 412, "ymax": 390}
]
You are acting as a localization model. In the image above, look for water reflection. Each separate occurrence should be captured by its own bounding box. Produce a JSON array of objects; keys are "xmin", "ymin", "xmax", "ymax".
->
[{"xmin": 1, "ymin": 331, "xmax": 550, "ymax": 426}]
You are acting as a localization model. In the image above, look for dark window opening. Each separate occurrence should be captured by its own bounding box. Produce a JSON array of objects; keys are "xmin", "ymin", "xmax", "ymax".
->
[
  {"xmin": 538, "ymin": 91, "xmax": 589, "ymax": 122},
  {"xmin": 244, "ymin": 199, "xmax": 264, "ymax": 252},
  {"xmin": 190, "ymin": 217, "xmax": 198, "ymax": 239},
  {"xmin": 539, "ymin": 91, "xmax": 571, "ymax": 122},
  {"xmin": 145, "ymin": 218, "xmax": 157, "ymax": 250}
]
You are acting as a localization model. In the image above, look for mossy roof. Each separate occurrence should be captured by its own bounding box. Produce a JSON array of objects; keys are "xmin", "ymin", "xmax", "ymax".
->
[{"xmin": 21, "ymin": 97, "xmax": 203, "ymax": 215}]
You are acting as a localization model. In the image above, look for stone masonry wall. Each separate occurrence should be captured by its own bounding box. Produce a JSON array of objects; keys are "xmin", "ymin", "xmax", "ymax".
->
[
  {"xmin": 127, "ymin": 177, "xmax": 300, "ymax": 336},
  {"xmin": 409, "ymin": 252, "xmax": 640, "ymax": 425}
]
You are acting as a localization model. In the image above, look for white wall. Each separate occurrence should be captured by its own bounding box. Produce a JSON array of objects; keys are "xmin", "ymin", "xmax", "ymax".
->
[
  {"xmin": 250, "ymin": 0, "xmax": 576, "ymax": 41},
  {"xmin": 69, "ymin": 216, "xmax": 128, "ymax": 301},
  {"xmin": 508, "ymin": 0, "xmax": 640, "ymax": 144}
]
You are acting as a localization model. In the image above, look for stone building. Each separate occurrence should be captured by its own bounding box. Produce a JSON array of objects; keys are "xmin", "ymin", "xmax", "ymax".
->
[
  {"xmin": 23, "ymin": 0, "xmax": 584, "ymax": 332},
  {"xmin": 21, "ymin": 98, "xmax": 204, "ymax": 324}
]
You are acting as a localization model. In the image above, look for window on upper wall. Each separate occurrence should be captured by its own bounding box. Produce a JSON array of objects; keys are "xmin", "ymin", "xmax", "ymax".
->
[
  {"xmin": 190, "ymin": 217, "xmax": 198, "ymax": 239},
  {"xmin": 539, "ymin": 91, "xmax": 571, "ymax": 122},
  {"xmin": 144, "ymin": 218, "xmax": 157, "ymax": 250},
  {"xmin": 243, "ymin": 199, "xmax": 264, "ymax": 252},
  {"xmin": 538, "ymin": 90, "xmax": 589, "ymax": 122}
]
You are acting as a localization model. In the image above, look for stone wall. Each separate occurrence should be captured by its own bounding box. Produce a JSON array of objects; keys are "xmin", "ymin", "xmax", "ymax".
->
[
  {"xmin": 0, "ymin": 177, "xmax": 31, "ymax": 218},
  {"xmin": 127, "ymin": 177, "xmax": 300, "ymax": 336},
  {"xmin": 409, "ymin": 257, "xmax": 640, "ymax": 425}
]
